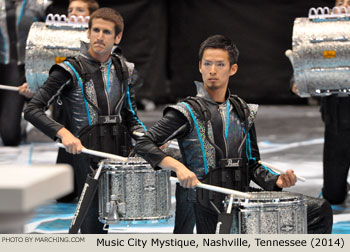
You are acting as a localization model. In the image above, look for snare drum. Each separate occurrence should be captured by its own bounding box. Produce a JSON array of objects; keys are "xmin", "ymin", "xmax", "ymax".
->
[
  {"xmin": 98, "ymin": 157, "xmax": 171, "ymax": 224},
  {"xmin": 25, "ymin": 21, "xmax": 88, "ymax": 92},
  {"xmin": 292, "ymin": 9, "xmax": 350, "ymax": 97},
  {"xmin": 226, "ymin": 191, "xmax": 307, "ymax": 234}
]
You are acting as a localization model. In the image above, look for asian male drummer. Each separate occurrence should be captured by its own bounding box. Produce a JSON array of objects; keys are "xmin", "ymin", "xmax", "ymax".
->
[{"xmin": 135, "ymin": 34, "xmax": 333, "ymax": 234}]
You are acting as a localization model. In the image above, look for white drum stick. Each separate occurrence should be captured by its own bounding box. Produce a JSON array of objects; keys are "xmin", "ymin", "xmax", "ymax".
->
[
  {"xmin": 170, "ymin": 177, "xmax": 252, "ymax": 198},
  {"xmin": 0, "ymin": 84, "xmax": 19, "ymax": 91},
  {"xmin": 226, "ymin": 194, "xmax": 234, "ymax": 214},
  {"xmin": 258, "ymin": 160, "xmax": 306, "ymax": 182},
  {"xmin": 57, "ymin": 143, "xmax": 128, "ymax": 162},
  {"xmin": 133, "ymin": 131, "xmax": 145, "ymax": 137},
  {"xmin": 285, "ymin": 49, "xmax": 294, "ymax": 66}
]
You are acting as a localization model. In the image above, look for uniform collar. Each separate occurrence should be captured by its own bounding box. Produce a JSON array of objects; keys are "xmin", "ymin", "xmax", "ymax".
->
[{"xmin": 194, "ymin": 81, "xmax": 231, "ymax": 105}]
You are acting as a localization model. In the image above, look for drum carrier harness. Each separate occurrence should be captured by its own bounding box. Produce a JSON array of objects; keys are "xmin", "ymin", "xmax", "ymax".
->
[
  {"xmin": 64, "ymin": 55, "xmax": 132, "ymax": 164},
  {"xmin": 182, "ymin": 94, "xmax": 251, "ymax": 213}
]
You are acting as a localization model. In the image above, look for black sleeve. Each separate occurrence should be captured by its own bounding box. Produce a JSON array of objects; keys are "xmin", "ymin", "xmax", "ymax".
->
[
  {"xmin": 134, "ymin": 108, "xmax": 190, "ymax": 167},
  {"xmin": 24, "ymin": 67, "xmax": 72, "ymax": 140},
  {"xmin": 247, "ymin": 124, "xmax": 281, "ymax": 191}
]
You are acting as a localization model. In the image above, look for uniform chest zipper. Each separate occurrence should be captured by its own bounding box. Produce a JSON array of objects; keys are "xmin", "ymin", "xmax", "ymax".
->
[
  {"xmin": 101, "ymin": 60, "xmax": 111, "ymax": 115},
  {"xmin": 218, "ymin": 104, "xmax": 229, "ymax": 158}
]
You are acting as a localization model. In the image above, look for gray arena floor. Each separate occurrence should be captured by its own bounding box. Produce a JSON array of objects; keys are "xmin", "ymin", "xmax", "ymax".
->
[{"xmin": 0, "ymin": 105, "xmax": 349, "ymax": 234}]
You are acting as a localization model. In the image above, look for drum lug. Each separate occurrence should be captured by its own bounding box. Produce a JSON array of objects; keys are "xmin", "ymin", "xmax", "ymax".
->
[
  {"xmin": 105, "ymin": 200, "xmax": 119, "ymax": 224},
  {"xmin": 117, "ymin": 202, "xmax": 126, "ymax": 216},
  {"xmin": 110, "ymin": 195, "xmax": 126, "ymax": 217}
]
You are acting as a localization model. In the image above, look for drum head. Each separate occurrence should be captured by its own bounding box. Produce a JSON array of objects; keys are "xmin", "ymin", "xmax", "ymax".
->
[
  {"xmin": 233, "ymin": 191, "xmax": 303, "ymax": 204},
  {"xmin": 99, "ymin": 157, "xmax": 152, "ymax": 171}
]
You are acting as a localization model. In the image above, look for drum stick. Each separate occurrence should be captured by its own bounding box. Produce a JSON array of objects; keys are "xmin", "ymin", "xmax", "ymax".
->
[
  {"xmin": 133, "ymin": 131, "xmax": 144, "ymax": 137},
  {"xmin": 57, "ymin": 143, "xmax": 128, "ymax": 162},
  {"xmin": 258, "ymin": 160, "xmax": 306, "ymax": 182},
  {"xmin": 285, "ymin": 49, "xmax": 294, "ymax": 66},
  {"xmin": 0, "ymin": 84, "xmax": 19, "ymax": 91},
  {"xmin": 170, "ymin": 177, "xmax": 252, "ymax": 198},
  {"xmin": 226, "ymin": 194, "xmax": 234, "ymax": 214}
]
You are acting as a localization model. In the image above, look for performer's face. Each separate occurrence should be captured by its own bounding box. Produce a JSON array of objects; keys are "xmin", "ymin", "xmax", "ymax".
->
[
  {"xmin": 199, "ymin": 48, "xmax": 237, "ymax": 93},
  {"xmin": 68, "ymin": 1, "xmax": 90, "ymax": 18},
  {"xmin": 87, "ymin": 18, "xmax": 122, "ymax": 61},
  {"xmin": 335, "ymin": 0, "xmax": 350, "ymax": 11}
]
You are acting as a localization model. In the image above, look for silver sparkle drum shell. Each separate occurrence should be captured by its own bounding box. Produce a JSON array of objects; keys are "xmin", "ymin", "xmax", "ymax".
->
[
  {"xmin": 25, "ymin": 22, "xmax": 88, "ymax": 92},
  {"xmin": 227, "ymin": 191, "xmax": 307, "ymax": 234},
  {"xmin": 292, "ymin": 17, "xmax": 350, "ymax": 97},
  {"xmin": 98, "ymin": 157, "xmax": 171, "ymax": 224}
]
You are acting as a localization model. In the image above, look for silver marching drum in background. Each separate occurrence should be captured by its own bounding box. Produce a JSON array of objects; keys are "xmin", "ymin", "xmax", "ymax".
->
[
  {"xmin": 98, "ymin": 157, "xmax": 172, "ymax": 225},
  {"xmin": 290, "ymin": 7, "xmax": 350, "ymax": 97},
  {"xmin": 226, "ymin": 191, "xmax": 307, "ymax": 234},
  {"xmin": 25, "ymin": 14, "xmax": 89, "ymax": 92}
]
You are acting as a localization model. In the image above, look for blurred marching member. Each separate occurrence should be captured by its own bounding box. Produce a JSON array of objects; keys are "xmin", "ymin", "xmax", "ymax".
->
[
  {"xmin": 321, "ymin": 0, "xmax": 350, "ymax": 205},
  {"xmin": 0, "ymin": 0, "xmax": 51, "ymax": 146},
  {"xmin": 19, "ymin": 0, "xmax": 100, "ymax": 202},
  {"xmin": 68, "ymin": 0, "xmax": 98, "ymax": 18},
  {"xmin": 24, "ymin": 8, "xmax": 146, "ymax": 233},
  {"xmin": 135, "ymin": 35, "xmax": 333, "ymax": 234}
]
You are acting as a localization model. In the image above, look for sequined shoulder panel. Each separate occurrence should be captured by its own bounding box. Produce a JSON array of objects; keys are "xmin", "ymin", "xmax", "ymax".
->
[
  {"xmin": 58, "ymin": 62, "xmax": 77, "ymax": 82},
  {"xmin": 247, "ymin": 103, "xmax": 259, "ymax": 127},
  {"xmin": 124, "ymin": 61, "xmax": 135, "ymax": 85},
  {"xmin": 166, "ymin": 104, "xmax": 194, "ymax": 130},
  {"xmin": 166, "ymin": 102, "xmax": 216, "ymax": 172},
  {"xmin": 58, "ymin": 62, "xmax": 99, "ymax": 125}
]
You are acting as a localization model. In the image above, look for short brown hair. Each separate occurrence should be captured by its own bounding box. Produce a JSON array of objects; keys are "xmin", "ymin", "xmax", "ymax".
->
[
  {"xmin": 69, "ymin": 0, "xmax": 99, "ymax": 15},
  {"xmin": 88, "ymin": 7, "xmax": 124, "ymax": 36}
]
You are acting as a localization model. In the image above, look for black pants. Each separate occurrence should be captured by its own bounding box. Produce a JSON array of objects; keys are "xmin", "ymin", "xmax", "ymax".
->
[
  {"xmin": 174, "ymin": 188, "xmax": 333, "ymax": 234},
  {"xmin": 0, "ymin": 63, "xmax": 25, "ymax": 146},
  {"xmin": 322, "ymin": 128, "xmax": 350, "ymax": 204},
  {"xmin": 321, "ymin": 96, "xmax": 350, "ymax": 204},
  {"xmin": 173, "ymin": 184, "xmax": 196, "ymax": 233}
]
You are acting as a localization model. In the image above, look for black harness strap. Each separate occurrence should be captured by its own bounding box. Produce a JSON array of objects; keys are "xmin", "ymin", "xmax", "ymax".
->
[
  {"xmin": 64, "ymin": 57, "xmax": 101, "ymax": 114},
  {"xmin": 65, "ymin": 55, "xmax": 130, "ymax": 116},
  {"xmin": 182, "ymin": 95, "xmax": 252, "ymax": 213}
]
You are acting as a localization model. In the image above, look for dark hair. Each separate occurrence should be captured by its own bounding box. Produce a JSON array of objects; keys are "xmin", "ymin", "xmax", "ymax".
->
[
  {"xmin": 88, "ymin": 7, "xmax": 124, "ymax": 36},
  {"xmin": 69, "ymin": 0, "xmax": 99, "ymax": 15},
  {"xmin": 198, "ymin": 35, "xmax": 239, "ymax": 65}
]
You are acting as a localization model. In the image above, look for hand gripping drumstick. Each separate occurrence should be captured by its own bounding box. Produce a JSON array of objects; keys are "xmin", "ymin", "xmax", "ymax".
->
[
  {"xmin": 258, "ymin": 160, "xmax": 306, "ymax": 182},
  {"xmin": 0, "ymin": 84, "xmax": 19, "ymax": 91},
  {"xmin": 170, "ymin": 177, "xmax": 252, "ymax": 199},
  {"xmin": 134, "ymin": 131, "xmax": 252, "ymax": 198},
  {"xmin": 56, "ymin": 143, "xmax": 128, "ymax": 162},
  {"xmin": 57, "ymin": 142, "xmax": 128, "ymax": 233}
]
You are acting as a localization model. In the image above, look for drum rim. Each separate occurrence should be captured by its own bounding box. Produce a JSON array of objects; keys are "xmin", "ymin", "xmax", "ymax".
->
[
  {"xmin": 102, "ymin": 167, "xmax": 170, "ymax": 173},
  {"xmin": 230, "ymin": 191, "xmax": 304, "ymax": 204}
]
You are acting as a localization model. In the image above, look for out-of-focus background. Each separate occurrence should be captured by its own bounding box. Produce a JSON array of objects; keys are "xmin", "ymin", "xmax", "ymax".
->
[
  {"xmin": 2, "ymin": 0, "xmax": 349, "ymax": 234},
  {"xmin": 47, "ymin": 0, "xmax": 332, "ymax": 105}
]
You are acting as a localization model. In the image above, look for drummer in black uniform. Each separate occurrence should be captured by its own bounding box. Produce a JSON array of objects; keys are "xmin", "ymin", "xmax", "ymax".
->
[
  {"xmin": 135, "ymin": 35, "xmax": 333, "ymax": 234},
  {"xmin": 24, "ymin": 8, "xmax": 146, "ymax": 234}
]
